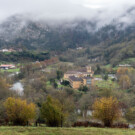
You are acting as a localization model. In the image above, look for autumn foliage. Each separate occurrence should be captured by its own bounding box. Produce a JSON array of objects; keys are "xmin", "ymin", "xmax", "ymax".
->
[
  {"xmin": 125, "ymin": 107, "xmax": 135, "ymax": 124},
  {"xmin": 117, "ymin": 67, "xmax": 129, "ymax": 76},
  {"xmin": 117, "ymin": 67, "xmax": 133, "ymax": 89},
  {"xmin": 119, "ymin": 75, "xmax": 131, "ymax": 89},
  {"xmin": 4, "ymin": 97, "xmax": 36, "ymax": 125},
  {"xmin": 92, "ymin": 97, "xmax": 122, "ymax": 127}
]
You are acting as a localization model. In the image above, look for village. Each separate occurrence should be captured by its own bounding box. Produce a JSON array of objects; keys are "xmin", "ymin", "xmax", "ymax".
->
[{"xmin": 0, "ymin": 55, "xmax": 133, "ymax": 92}]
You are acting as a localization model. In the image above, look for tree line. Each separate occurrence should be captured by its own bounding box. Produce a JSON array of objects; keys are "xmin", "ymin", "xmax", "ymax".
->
[{"xmin": 2, "ymin": 96, "xmax": 122, "ymax": 127}]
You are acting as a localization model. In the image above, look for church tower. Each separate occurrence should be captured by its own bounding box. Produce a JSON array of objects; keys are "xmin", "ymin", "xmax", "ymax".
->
[{"xmin": 86, "ymin": 66, "xmax": 91, "ymax": 73}]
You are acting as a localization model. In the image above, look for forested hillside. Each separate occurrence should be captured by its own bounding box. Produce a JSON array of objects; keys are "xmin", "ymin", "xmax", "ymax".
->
[{"xmin": 0, "ymin": 14, "xmax": 135, "ymax": 65}]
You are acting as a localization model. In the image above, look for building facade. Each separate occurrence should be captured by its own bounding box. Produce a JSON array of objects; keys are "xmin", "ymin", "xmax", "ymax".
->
[{"xmin": 64, "ymin": 66, "xmax": 94, "ymax": 89}]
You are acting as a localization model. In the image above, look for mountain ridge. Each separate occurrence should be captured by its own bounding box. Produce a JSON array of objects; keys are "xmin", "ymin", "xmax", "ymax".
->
[{"xmin": 0, "ymin": 14, "xmax": 135, "ymax": 65}]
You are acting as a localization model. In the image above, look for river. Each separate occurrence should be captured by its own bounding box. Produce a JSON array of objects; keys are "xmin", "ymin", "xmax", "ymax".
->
[{"xmin": 11, "ymin": 82, "xmax": 24, "ymax": 95}]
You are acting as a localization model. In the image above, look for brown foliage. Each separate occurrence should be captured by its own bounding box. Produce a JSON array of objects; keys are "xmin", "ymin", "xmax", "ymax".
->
[
  {"xmin": 92, "ymin": 97, "xmax": 122, "ymax": 127},
  {"xmin": 72, "ymin": 121, "xmax": 103, "ymax": 127},
  {"xmin": 4, "ymin": 97, "xmax": 36, "ymax": 125},
  {"xmin": 119, "ymin": 75, "xmax": 131, "ymax": 89}
]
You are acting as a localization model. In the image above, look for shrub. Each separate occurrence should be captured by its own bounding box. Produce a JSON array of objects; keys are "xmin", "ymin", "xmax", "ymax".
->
[
  {"xmin": 4, "ymin": 97, "xmax": 36, "ymax": 125},
  {"xmin": 92, "ymin": 97, "xmax": 122, "ymax": 127},
  {"xmin": 41, "ymin": 96, "xmax": 66, "ymax": 127}
]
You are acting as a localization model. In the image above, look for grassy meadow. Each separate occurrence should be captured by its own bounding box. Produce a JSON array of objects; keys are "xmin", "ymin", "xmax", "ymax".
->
[
  {"xmin": 95, "ymin": 79, "xmax": 119, "ymax": 89},
  {"xmin": 0, "ymin": 127, "xmax": 135, "ymax": 135},
  {"xmin": 0, "ymin": 68, "xmax": 20, "ymax": 73}
]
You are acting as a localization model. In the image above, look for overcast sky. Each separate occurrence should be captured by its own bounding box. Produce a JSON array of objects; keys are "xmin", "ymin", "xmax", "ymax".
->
[{"xmin": 0, "ymin": 0, "xmax": 135, "ymax": 25}]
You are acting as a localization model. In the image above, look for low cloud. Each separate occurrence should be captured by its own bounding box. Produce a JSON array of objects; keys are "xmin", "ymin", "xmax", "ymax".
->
[{"xmin": 0, "ymin": 0, "xmax": 135, "ymax": 27}]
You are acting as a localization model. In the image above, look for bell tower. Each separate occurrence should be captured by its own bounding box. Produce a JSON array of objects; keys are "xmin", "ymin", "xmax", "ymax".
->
[{"xmin": 86, "ymin": 66, "xmax": 91, "ymax": 73}]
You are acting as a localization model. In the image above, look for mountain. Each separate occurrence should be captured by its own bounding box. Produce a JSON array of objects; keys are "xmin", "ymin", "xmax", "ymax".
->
[
  {"xmin": 0, "ymin": 14, "xmax": 135, "ymax": 65},
  {"xmin": 0, "ymin": 15, "xmax": 97, "ymax": 51}
]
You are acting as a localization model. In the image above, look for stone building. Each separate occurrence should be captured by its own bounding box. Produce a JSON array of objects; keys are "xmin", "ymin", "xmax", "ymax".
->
[{"xmin": 64, "ymin": 66, "xmax": 94, "ymax": 89}]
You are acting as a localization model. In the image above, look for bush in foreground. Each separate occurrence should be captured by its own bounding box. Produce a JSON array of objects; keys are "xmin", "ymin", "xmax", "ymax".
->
[
  {"xmin": 41, "ymin": 96, "xmax": 66, "ymax": 127},
  {"xmin": 92, "ymin": 97, "xmax": 122, "ymax": 127},
  {"xmin": 4, "ymin": 97, "xmax": 36, "ymax": 125}
]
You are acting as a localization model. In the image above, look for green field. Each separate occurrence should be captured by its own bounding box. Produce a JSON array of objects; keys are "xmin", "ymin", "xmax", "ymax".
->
[
  {"xmin": 0, "ymin": 127, "xmax": 134, "ymax": 135},
  {"xmin": 0, "ymin": 68, "xmax": 20, "ymax": 73},
  {"xmin": 95, "ymin": 79, "xmax": 119, "ymax": 89},
  {"xmin": 103, "ymin": 64, "xmax": 118, "ymax": 72},
  {"xmin": 46, "ymin": 81, "xmax": 64, "ymax": 89},
  {"xmin": 120, "ymin": 58, "xmax": 135, "ymax": 64}
]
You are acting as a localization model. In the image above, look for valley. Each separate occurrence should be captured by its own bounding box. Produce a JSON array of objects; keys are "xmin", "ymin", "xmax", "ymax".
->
[{"xmin": 0, "ymin": 2, "xmax": 135, "ymax": 134}]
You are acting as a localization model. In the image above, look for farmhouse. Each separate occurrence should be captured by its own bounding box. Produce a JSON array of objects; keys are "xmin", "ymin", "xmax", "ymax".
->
[
  {"xmin": 0, "ymin": 64, "xmax": 16, "ymax": 70},
  {"xmin": 118, "ymin": 64, "xmax": 132, "ymax": 67},
  {"xmin": 64, "ymin": 66, "xmax": 94, "ymax": 89},
  {"xmin": 0, "ymin": 48, "xmax": 16, "ymax": 52}
]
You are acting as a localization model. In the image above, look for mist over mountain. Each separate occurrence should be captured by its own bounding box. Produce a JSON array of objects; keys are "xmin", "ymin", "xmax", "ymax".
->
[
  {"xmin": 0, "ymin": 8, "xmax": 135, "ymax": 52},
  {"xmin": 0, "ymin": 3, "xmax": 135, "ymax": 66}
]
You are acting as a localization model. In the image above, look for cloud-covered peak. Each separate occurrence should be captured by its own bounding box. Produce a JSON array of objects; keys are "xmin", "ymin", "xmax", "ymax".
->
[{"xmin": 0, "ymin": 0, "xmax": 135, "ymax": 28}]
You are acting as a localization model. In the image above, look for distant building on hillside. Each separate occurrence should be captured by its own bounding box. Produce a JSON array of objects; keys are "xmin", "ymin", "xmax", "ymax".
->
[
  {"xmin": 77, "ymin": 47, "xmax": 83, "ymax": 50},
  {"xmin": 0, "ymin": 64, "xmax": 16, "ymax": 70},
  {"xmin": 68, "ymin": 76, "xmax": 94, "ymax": 89},
  {"xmin": 64, "ymin": 66, "xmax": 93, "ymax": 79},
  {"xmin": 64, "ymin": 66, "xmax": 94, "ymax": 89},
  {"xmin": 118, "ymin": 64, "xmax": 132, "ymax": 67},
  {"xmin": 0, "ymin": 48, "xmax": 16, "ymax": 52},
  {"xmin": 94, "ymin": 78, "xmax": 103, "ymax": 81},
  {"xmin": 0, "ymin": 49, "xmax": 8, "ymax": 52}
]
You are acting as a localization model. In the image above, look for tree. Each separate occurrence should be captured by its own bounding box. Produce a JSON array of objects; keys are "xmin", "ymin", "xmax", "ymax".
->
[
  {"xmin": 119, "ymin": 75, "xmax": 131, "ymax": 89},
  {"xmin": 117, "ymin": 67, "xmax": 129, "ymax": 76},
  {"xmin": 95, "ymin": 65, "xmax": 102, "ymax": 74},
  {"xmin": 54, "ymin": 91, "xmax": 75, "ymax": 127},
  {"xmin": 50, "ymin": 78, "xmax": 55, "ymax": 84},
  {"xmin": 92, "ymin": 97, "xmax": 121, "ymax": 127},
  {"xmin": 103, "ymin": 74, "xmax": 108, "ymax": 80},
  {"xmin": 41, "ymin": 96, "xmax": 66, "ymax": 127},
  {"xmin": 125, "ymin": 107, "xmax": 135, "ymax": 124},
  {"xmin": 49, "ymin": 78, "xmax": 58, "ymax": 89},
  {"xmin": 79, "ymin": 85, "xmax": 88, "ymax": 92},
  {"xmin": 53, "ymin": 82, "xmax": 58, "ymax": 89},
  {"xmin": 4, "ymin": 97, "xmax": 36, "ymax": 125},
  {"xmin": 0, "ymin": 77, "xmax": 11, "ymax": 100},
  {"xmin": 56, "ymin": 70, "xmax": 63, "ymax": 80},
  {"xmin": 61, "ymin": 80, "xmax": 70, "ymax": 86},
  {"xmin": 99, "ymin": 88, "xmax": 113, "ymax": 98},
  {"xmin": 116, "ymin": 67, "xmax": 131, "ymax": 80},
  {"xmin": 79, "ymin": 93, "xmax": 94, "ymax": 119},
  {"xmin": 0, "ymin": 101, "xmax": 8, "ymax": 125}
]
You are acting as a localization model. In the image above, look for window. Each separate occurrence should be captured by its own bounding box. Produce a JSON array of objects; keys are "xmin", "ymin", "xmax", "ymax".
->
[{"xmin": 86, "ymin": 79, "xmax": 91, "ymax": 85}]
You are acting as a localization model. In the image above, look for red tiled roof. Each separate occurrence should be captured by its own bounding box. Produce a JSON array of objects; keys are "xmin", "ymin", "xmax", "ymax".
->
[{"xmin": 0, "ymin": 64, "xmax": 15, "ymax": 67}]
